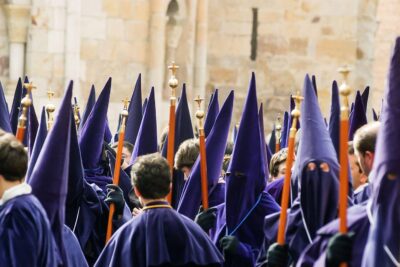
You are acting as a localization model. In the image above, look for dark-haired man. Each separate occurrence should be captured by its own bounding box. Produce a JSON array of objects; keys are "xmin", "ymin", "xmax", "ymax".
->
[
  {"xmin": 0, "ymin": 131, "xmax": 59, "ymax": 266},
  {"xmin": 95, "ymin": 153, "xmax": 224, "ymax": 267}
]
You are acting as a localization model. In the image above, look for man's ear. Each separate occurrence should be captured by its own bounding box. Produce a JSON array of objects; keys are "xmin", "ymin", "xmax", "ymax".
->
[
  {"xmin": 133, "ymin": 186, "xmax": 142, "ymax": 198},
  {"xmin": 365, "ymin": 151, "xmax": 375, "ymax": 167}
]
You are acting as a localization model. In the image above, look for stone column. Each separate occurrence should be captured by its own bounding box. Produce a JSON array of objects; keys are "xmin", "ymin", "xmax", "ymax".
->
[
  {"xmin": 193, "ymin": 0, "xmax": 208, "ymax": 109},
  {"xmin": 147, "ymin": 0, "xmax": 168, "ymax": 128},
  {"xmin": 4, "ymin": 4, "xmax": 31, "ymax": 83}
]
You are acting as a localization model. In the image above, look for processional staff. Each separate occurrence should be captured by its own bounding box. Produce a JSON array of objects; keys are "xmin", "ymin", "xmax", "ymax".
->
[
  {"xmin": 275, "ymin": 115, "xmax": 282, "ymax": 153},
  {"xmin": 16, "ymin": 82, "xmax": 36, "ymax": 142},
  {"xmin": 46, "ymin": 90, "xmax": 56, "ymax": 130}
]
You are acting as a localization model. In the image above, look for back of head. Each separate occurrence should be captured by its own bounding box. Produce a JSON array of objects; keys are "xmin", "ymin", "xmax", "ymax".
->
[
  {"xmin": 269, "ymin": 148, "xmax": 288, "ymax": 178},
  {"xmin": 353, "ymin": 121, "xmax": 380, "ymax": 155},
  {"xmin": 0, "ymin": 130, "xmax": 28, "ymax": 181},
  {"xmin": 131, "ymin": 153, "xmax": 171, "ymax": 199},
  {"xmin": 174, "ymin": 138, "xmax": 200, "ymax": 170}
]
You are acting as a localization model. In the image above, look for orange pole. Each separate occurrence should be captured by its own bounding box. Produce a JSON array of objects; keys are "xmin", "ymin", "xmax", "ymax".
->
[
  {"xmin": 339, "ymin": 119, "xmax": 348, "ymax": 234},
  {"xmin": 277, "ymin": 119, "xmax": 297, "ymax": 245},
  {"xmin": 105, "ymin": 103, "xmax": 128, "ymax": 243},
  {"xmin": 166, "ymin": 103, "xmax": 176, "ymax": 204},
  {"xmin": 199, "ymin": 133, "xmax": 209, "ymax": 209},
  {"xmin": 15, "ymin": 127, "xmax": 26, "ymax": 143}
]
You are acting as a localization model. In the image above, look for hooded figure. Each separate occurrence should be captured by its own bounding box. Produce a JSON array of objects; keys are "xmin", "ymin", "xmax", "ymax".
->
[
  {"xmin": 20, "ymin": 76, "xmax": 39, "ymax": 152},
  {"xmin": 28, "ymin": 82, "xmax": 87, "ymax": 267},
  {"xmin": 349, "ymin": 91, "xmax": 368, "ymax": 141},
  {"xmin": 268, "ymin": 126, "xmax": 276, "ymax": 154},
  {"xmin": 79, "ymin": 85, "xmax": 96, "ymax": 131},
  {"xmin": 280, "ymin": 111, "xmax": 289, "ymax": 149},
  {"xmin": 214, "ymin": 73, "xmax": 280, "ymax": 267},
  {"xmin": 130, "ymin": 87, "xmax": 158, "ymax": 163},
  {"xmin": 204, "ymin": 89, "xmax": 220, "ymax": 137},
  {"xmin": 362, "ymin": 36, "xmax": 400, "ymax": 267},
  {"xmin": 177, "ymin": 91, "xmax": 234, "ymax": 219},
  {"xmin": 0, "ymin": 82, "xmax": 11, "ymax": 133},
  {"xmin": 124, "ymin": 74, "xmax": 142, "ymax": 146},
  {"xmin": 260, "ymin": 75, "xmax": 340, "ymax": 264},
  {"xmin": 328, "ymin": 81, "xmax": 340, "ymax": 160},
  {"xmin": 361, "ymin": 86, "xmax": 369, "ymax": 114},
  {"xmin": 161, "ymin": 84, "xmax": 194, "ymax": 208},
  {"xmin": 9, "ymin": 78, "xmax": 23, "ymax": 134},
  {"xmin": 79, "ymin": 78, "xmax": 112, "ymax": 192}
]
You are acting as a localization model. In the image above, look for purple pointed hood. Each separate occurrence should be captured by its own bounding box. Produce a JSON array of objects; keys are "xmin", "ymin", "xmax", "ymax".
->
[
  {"xmin": 0, "ymin": 82, "xmax": 11, "ymax": 133},
  {"xmin": 104, "ymin": 119, "xmax": 112, "ymax": 143},
  {"xmin": 226, "ymin": 73, "xmax": 267, "ymax": 232},
  {"xmin": 259, "ymin": 103, "xmax": 269, "ymax": 182},
  {"xmin": 280, "ymin": 111, "xmax": 289, "ymax": 148},
  {"xmin": 372, "ymin": 108, "xmax": 378, "ymax": 121},
  {"xmin": 79, "ymin": 85, "xmax": 96, "ymax": 130},
  {"xmin": 9, "ymin": 78, "xmax": 23, "ymax": 134},
  {"xmin": 312, "ymin": 75, "xmax": 318, "ymax": 97},
  {"xmin": 26, "ymin": 107, "xmax": 47, "ymax": 180},
  {"xmin": 295, "ymin": 74, "xmax": 339, "ymax": 239},
  {"xmin": 28, "ymin": 81, "xmax": 72, "ymax": 265},
  {"xmin": 268, "ymin": 126, "xmax": 276, "ymax": 154},
  {"xmin": 204, "ymin": 89, "xmax": 219, "ymax": 137},
  {"xmin": 328, "ymin": 81, "xmax": 340, "ymax": 159},
  {"xmin": 130, "ymin": 87, "xmax": 157, "ymax": 163},
  {"xmin": 349, "ymin": 91, "xmax": 368, "ymax": 141},
  {"xmin": 177, "ymin": 91, "xmax": 233, "ymax": 219},
  {"xmin": 362, "ymin": 37, "xmax": 400, "ymax": 267},
  {"xmin": 361, "ymin": 86, "xmax": 370, "ymax": 113},
  {"xmin": 79, "ymin": 78, "xmax": 111, "ymax": 169},
  {"xmin": 125, "ymin": 74, "xmax": 143, "ymax": 145}
]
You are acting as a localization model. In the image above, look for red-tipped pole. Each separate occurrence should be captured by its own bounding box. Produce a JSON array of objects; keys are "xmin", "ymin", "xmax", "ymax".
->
[{"xmin": 16, "ymin": 82, "xmax": 36, "ymax": 142}]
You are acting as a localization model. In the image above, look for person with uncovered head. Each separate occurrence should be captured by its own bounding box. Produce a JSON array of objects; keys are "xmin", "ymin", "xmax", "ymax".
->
[
  {"xmin": 174, "ymin": 138, "xmax": 200, "ymax": 180},
  {"xmin": 95, "ymin": 153, "xmax": 224, "ymax": 266}
]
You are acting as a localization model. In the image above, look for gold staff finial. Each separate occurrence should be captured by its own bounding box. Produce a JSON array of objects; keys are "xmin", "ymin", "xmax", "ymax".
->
[
  {"xmin": 290, "ymin": 91, "xmax": 303, "ymax": 133},
  {"xmin": 119, "ymin": 98, "xmax": 130, "ymax": 131},
  {"xmin": 46, "ymin": 89, "xmax": 56, "ymax": 130},
  {"xmin": 19, "ymin": 82, "xmax": 37, "ymax": 128},
  {"xmin": 338, "ymin": 65, "xmax": 352, "ymax": 112},
  {"xmin": 194, "ymin": 95, "xmax": 205, "ymax": 133},
  {"xmin": 275, "ymin": 114, "xmax": 282, "ymax": 138},
  {"xmin": 168, "ymin": 62, "xmax": 179, "ymax": 100},
  {"xmin": 73, "ymin": 98, "xmax": 80, "ymax": 129}
]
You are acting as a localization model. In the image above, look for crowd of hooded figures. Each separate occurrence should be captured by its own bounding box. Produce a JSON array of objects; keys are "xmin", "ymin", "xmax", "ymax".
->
[{"xmin": 1, "ymin": 36, "xmax": 400, "ymax": 267}]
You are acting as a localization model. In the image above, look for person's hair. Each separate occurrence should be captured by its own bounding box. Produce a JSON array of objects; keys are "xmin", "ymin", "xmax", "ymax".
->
[
  {"xmin": 225, "ymin": 141, "xmax": 234, "ymax": 156},
  {"xmin": 0, "ymin": 131, "xmax": 28, "ymax": 181},
  {"xmin": 159, "ymin": 126, "xmax": 169, "ymax": 151},
  {"xmin": 174, "ymin": 138, "xmax": 200, "ymax": 170},
  {"xmin": 269, "ymin": 148, "xmax": 288, "ymax": 177},
  {"xmin": 348, "ymin": 141, "xmax": 355, "ymax": 155},
  {"xmin": 112, "ymin": 141, "xmax": 134, "ymax": 154},
  {"xmin": 131, "ymin": 153, "xmax": 171, "ymax": 199},
  {"xmin": 353, "ymin": 122, "xmax": 380, "ymax": 156},
  {"xmin": 222, "ymin": 155, "xmax": 231, "ymax": 172}
]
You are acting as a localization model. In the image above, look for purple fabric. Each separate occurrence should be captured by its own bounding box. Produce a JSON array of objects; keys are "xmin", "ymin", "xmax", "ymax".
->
[
  {"xmin": 372, "ymin": 108, "xmax": 378, "ymax": 121},
  {"xmin": 26, "ymin": 107, "xmax": 47, "ymax": 181},
  {"xmin": 361, "ymin": 86, "xmax": 370, "ymax": 114},
  {"xmin": 9, "ymin": 78, "xmax": 23, "ymax": 134},
  {"xmin": 209, "ymin": 181, "xmax": 226, "ymax": 208},
  {"xmin": 130, "ymin": 87, "xmax": 158, "ymax": 163},
  {"xmin": 28, "ymin": 81, "xmax": 73, "ymax": 265},
  {"xmin": 268, "ymin": 126, "xmax": 276, "ymax": 154},
  {"xmin": 311, "ymin": 75, "xmax": 318, "ymax": 97},
  {"xmin": 280, "ymin": 111, "xmax": 289, "ymax": 149},
  {"xmin": 349, "ymin": 91, "xmax": 368, "ymax": 141},
  {"xmin": 259, "ymin": 103, "xmax": 269, "ymax": 182},
  {"xmin": 63, "ymin": 225, "xmax": 88, "ymax": 267},
  {"xmin": 125, "ymin": 74, "xmax": 142, "ymax": 146},
  {"xmin": 353, "ymin": 184, "xmax": 371, "ymax": 205},
  {"xmin": 94, "ymin": 202, "xmax": 224, "ymax": 267},
  {"xmin": 79, "ymin": 85, "xmax": 96, "ymax": 131},
  {"xmin": 297, "ymin": 203, "xmax": 370, "ymax": 267},
  {"xmin": 328, "ymin": 81, "xmax": 340, "ymax": 160},
  {"xmin": 0, "ymin": 194, "xmax": 59, "ymax": 267},
  {"xmin": 0, "ymin": 82, "xmax": 11, "ymax": 133},
  {"xmin": 177, "ymin": 91, "xmax": 233, "ymax": 219},
  {"xmin": 362, "ymin": 37, "xmax": 400, "ymax": 267},
  {"xmin": 160, "ymin": 84, "xmax": 194, "ymax": 208},
  {"xmin": 79, "ymin": 78, "xmax": 111, "ymax": 169},
  {"xmin": 204, "ymin": 89, "xmax": 220, "ymax": 137},
  {"xmin": 104, "ymin": 119, "xmax": 112, "ymax": 143},
  {"xmin": 266, "ymin": 177, "xmax": 284, "ymax": 205}
]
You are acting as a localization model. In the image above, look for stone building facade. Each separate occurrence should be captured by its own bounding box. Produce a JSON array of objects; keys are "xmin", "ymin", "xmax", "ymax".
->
[{"xmin": 0, "ymin": 0, "xmax": 398, "ymax": 134}]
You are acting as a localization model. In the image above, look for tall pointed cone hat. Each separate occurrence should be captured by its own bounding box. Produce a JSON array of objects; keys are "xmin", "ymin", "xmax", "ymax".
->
[
  {"xmin": 9, "ymin": 78, "xmax": 23, "ymax": 134},
  {"xmin": 160, "ymin": 84, "xmax": 194, "ymax": 207},
  {"xmin": 79, "ymin": 85, "xmax": 96, "ymax": 131},
  {"xmin": 328, "ymin": 81, "xmax": 340, "ymax": 159},
  {"xmin": 312, "ymin": 75, "xmax": 318, "ymax": 97},
  {"xmin": 349, "ymin": 91, "xmax": 368, "ymax": 141},
  {"xmin": 177, "ymin": 91, "xmax": 234, "ymax": 219},
  {"xmin": 142, "ymin": 98, "xmax": 148, "ymax": 114},
  {"xmin": 361, "ymin": 86, "xmax": 370, "ymax": 113},
  {"xmin": 258, "ymin": 103, "xmax": 269, "ymax": 180},
  {"xmin": 268, "ymin": 126, "xmax": 276, "ymax": 154},
  {"xmin": 372, "ymin": 108, "xmax": 379, "ymax": 121},
  {"xmin": 0, "ymin": 82, "xmax": 11, "ymax": 132},
  {"xmin": 225, "ymin": 73, "xmax": 266, "ymax": 231},
  {"xmin": 26, "ymin": 107, "xmax": 47, "ymax": 180},
  {"xmin": 280, "ymin": 111, "xmax": 289, "ymax": 148},
  {"xmin": 295, "ymin": 74, "xmax": 339, "ymax": 239},
  {"xmin": 125, "ymin": 74, "xmax": 143, "ymax": 146},
  {"xmin": 28, "ymin": 81, "xmax": 72, "ymax": 264},
  {"xmin": 363, "ymin": 37, "xmax": 400, "ymax": 267},
  {"xmin": 204, "ymin": 89, "xmax": 220, "ymax": 137},
  {"xmin": 130, "ymin": 87, "xmax": 157, "ymax": 163},
  {"xmin": 104, "ymin": 119, "xmax": 112, "ymax": 143},
  {"xmin": 79, "ymin": 78, "xmax": 111, "ymax": 169}
]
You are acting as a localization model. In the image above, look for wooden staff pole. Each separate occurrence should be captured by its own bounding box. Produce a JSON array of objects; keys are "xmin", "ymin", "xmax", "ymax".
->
[
  {"xmin": 105, "ymin": 98, "xmax": 130, "ymax": 243},
  {"xmin": 277, "ymin": 92, "xmax": 303, "ymax": 245},
  {"xmin": 16, "ymin": 82, "xmax": 36, "ymax": 142}
]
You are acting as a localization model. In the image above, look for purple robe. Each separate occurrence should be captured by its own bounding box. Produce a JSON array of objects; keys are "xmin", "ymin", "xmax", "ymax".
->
[
  {"xmin": 353, "ymin": 183, "xmax": 371, "ymax": 205},
  {"xmin": 209, "ymin": 180, "xmax": 226, "ymax": 208},
  {"xmin": 297, "ymin": 202, "xmax": 370, "ymax": 267},
  {"xmin": 94, "ymin": 201, "xmax": 223, "ymax": 267},
  {"xmin": 63, "ymin": 225, "xmax": 88, "ymax": 267},
  {"xmin": 0, "ymin": 194, "xmax": 59, "ymax": 267},
  {"xmin": 266, "ymin": 177, "xmax": 284, "ymax": 206}
]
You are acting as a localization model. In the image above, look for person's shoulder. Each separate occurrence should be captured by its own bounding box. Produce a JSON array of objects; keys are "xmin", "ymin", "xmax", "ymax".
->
[{"xmin": 2, "ymin": 194, "xmax": 44, "ymax": 216}]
